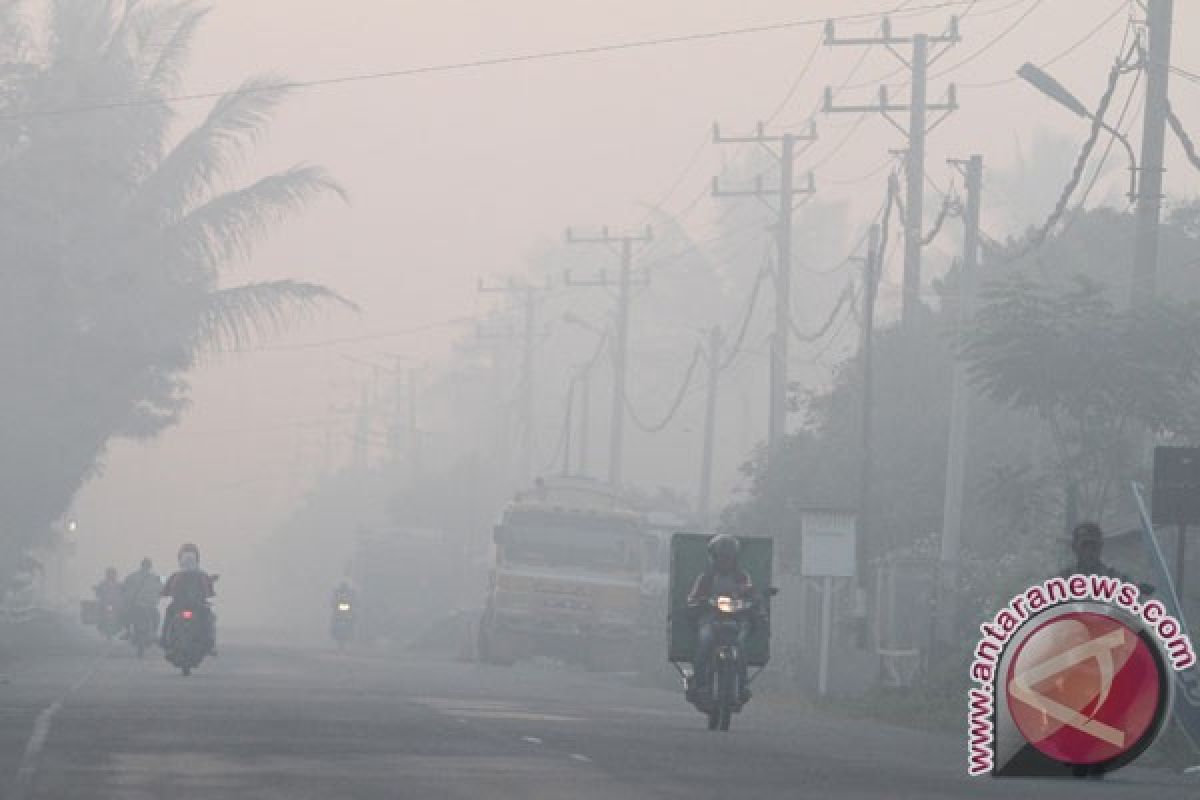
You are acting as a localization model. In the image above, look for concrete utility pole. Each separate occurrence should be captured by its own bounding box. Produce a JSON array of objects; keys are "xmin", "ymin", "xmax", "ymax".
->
[
  {"xmin": 698, "ymin": 326, "xmax": 724, "ymax": 528},
  {"xmin": 352, "ymin": 381, "xmax": 370, "ymax": 472},
  {"xmin": 1132, "ymin": 0, "xmax": 1174, "ymax": 309},
  {"xmin": 937, "ymin": 154, "xmax": 982, "ymax": 642},
  {"xmin": 407, "ymin": 367, "xmax": 422, "ymax": 485},
  {"xmin": 857, "ymin": 224, "xmax": 881, "ymax": 589},
  {"xmin": 711, "ymin": 122, "xmax": 817, "ymax": 459},
  {"xmin": 565, "ymin": 226, "xmax": 653, "ymax": 488},
  {"xmin": 825, "ymin": 16, "xmax": 960, "ymax": 324},
  {"xmin": 478, "ymin": 279, "xmax": 548, "ymax": 483},
  {"xmin": 577, "ymin": 368, "xmax": 591, "ymax": 477}
]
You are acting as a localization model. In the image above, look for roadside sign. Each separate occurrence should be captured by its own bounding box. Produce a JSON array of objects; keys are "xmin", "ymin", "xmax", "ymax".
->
[{"xmin": 800, "ymin": 510, "xmax": 857, "ymax": 578}]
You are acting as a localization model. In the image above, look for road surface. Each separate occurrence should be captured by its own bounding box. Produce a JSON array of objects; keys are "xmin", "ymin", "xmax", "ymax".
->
[{"xmin": 1, "ymin": 634, "xmax": 1195, "ymax": 798}]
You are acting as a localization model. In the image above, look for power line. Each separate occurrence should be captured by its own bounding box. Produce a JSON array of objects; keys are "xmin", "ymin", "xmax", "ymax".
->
[
  {"xmin": 791, "ymin": 283, "xmax": 857, "ymax": 342},
  {"xmin": 232, "ymin": 316, "xmax": 476, "ymax": 353},
  {"xmin": 929, "ymin": 0, "xmax": 1046, "ymax": 80},
  {"xmin": 1170, "ymin": 65, "xmax": 1200, "ymax": 84},
  {"xmin": 824, "ymin": 153, "xmax": 898, "ymax": 186},
  {"xmin": 765, "ymin": 37, "xmax": 824, "ymax": 125},
  {"xmin": 959, "ymin": 0, "xmax": 1129, "ymax": 89},
  {"xmin": 625, "ymin": 345, "xmax": 705, "ymax": 433},
  {"xmin": 0, "ymin": 1, "xmax": 994, "ymax": 121},
  {"xmin": 720, "ymin": 251, "xmax": 772, "ymax": 371},
  {"xmin": 1075, "ymin": 63, "xmax": 1142, "ymax": 211},
  {"xmin": 986, "ymin": 41, "xmax": 1135, "ymax": 261},
  {"xmin": 1166, "ymin": 100, "xmax": 1200, "ymax": 173}
]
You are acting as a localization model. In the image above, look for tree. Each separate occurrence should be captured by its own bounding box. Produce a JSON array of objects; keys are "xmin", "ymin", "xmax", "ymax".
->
[
  {"xmin": 961, "ymin": 274, "xmax": 1200, "ymax": 521},
  {"xmin": 0, "ymin": 1, "xmax": 350, "ymax": 590}
]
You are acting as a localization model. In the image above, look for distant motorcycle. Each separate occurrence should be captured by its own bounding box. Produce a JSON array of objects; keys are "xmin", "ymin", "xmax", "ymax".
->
[
  {"xmin": 164, "ymin": 605, "xmax": 210, "ymax": 676},
  {"xmin": 687, "ymin": 590, "xmax": 774, "ymax": 732},
  {"xmin": 331, "ymin": 599, "xmax": 355, "ymax": 648},
  {"xmin": 97, "ymin": 602, "xmax": 122, "ymax": 641},
  {"xmin": 127, "ymin": 605, "xmax": 158, "ymax": 659}
]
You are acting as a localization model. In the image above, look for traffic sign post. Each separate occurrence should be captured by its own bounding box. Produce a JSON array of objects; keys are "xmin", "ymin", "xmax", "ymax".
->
[{"xmin": 800, "ymin": 510, "xmax": 857, "ymax": 696}]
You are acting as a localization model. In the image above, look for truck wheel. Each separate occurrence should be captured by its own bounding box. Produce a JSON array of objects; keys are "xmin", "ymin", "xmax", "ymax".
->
[{"xmin": 478, "ymin": 625, "xmax": 514, "ymax": 666}]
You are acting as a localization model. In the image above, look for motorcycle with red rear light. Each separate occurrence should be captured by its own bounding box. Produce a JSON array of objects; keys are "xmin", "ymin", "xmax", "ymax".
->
[{"xmin": 164, "ymin": 606, "xmax": 209, "ymax": 675}]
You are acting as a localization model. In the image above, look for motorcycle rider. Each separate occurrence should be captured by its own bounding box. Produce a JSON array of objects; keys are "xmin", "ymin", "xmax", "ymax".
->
[
  {"xmin": 685, "ymin": 534, "xmax": 760, "ymax": 705},
  {"xmin": 121, "ymin": 558, "xmax": 162, "ymax": 641},
  {"xmin": 1058, "ymin": 522, "xmax": 1132, "ymax": 581},
  {"xmin": 94, "ymin": 567, "xmax": 124, "ymax": 628},
  {"xmin": 331, "ymin": 579, "xmax": 356, "ymax": 611},
  {"xmin": 161, "ymin": 543, "xmax": 217, "ymax": 655}
]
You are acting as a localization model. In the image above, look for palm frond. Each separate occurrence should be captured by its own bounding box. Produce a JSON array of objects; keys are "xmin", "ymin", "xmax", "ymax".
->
[
  {"xmin": 170, "ymin": 164, "xmax": 347, "ymax": 271},
  {"xmin": 193, "ymin": 279, "xmax": 357, "ymax": 352},
  {"xmin": 135, "ymin": 75, "xmax": 291, "ymax": 220},
  {"xmin": 123, "ymin": 1, "xmax": 209, "ymax": 95}
]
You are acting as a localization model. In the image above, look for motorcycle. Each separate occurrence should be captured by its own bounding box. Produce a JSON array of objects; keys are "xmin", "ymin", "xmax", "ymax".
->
[
  {"xmin": 164, "ymin": 605, "xmax": 210, "ymax": 676},
  {"xmin": 97, "ymin": 601, "xmax": 123, "ymax": 641},
  {"xmin": 331, "ymin": 599, "xmax": 354, "ymax": 648},
  {"xmin": 685, "ymin": 589, "xmax": 775, "ymax": 732},
  {"xmin": 127, "ymin": 605, "xmax": 158, "ymax": 659}
]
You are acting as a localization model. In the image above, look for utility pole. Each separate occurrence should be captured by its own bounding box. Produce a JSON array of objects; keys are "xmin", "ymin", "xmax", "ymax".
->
[
  {"xmin": 1132, "ymin": 0, "xmax": 1174, "ymax": 309},
  {"xmin": 565, "ymin": 226, "xmax": 653, "ymax": 487},
  {"xmin": 479, "ymin": 279, "xmax": 548, "ymax": 483},
  {"xmin": 857, "ymin": 224, "xmax": 881, "ymax": 590},
  {"xmin": 407, "ymin": 367, "xmax": 422, "ymax": 485},
  {"xmin": 577, "ymin": 368, "xmax": 591, "ymax": 477},
  {"xmin": 938, "ymin": 154, "xmax": 982, "ymax": 643},
  {"xmin": 698, "ymin": 326, "xmax": 724, "ymax": 528},
  {"xmin": 825, "ymin": 16, "xmax": 960, "ymax": 324},
  {"xmin": 711, "ymin": 121, "xmax": 817, "ymax": 458},
  {"xmin": 352, "ymin": 381, "xmax": 370, "ymax": 472}
]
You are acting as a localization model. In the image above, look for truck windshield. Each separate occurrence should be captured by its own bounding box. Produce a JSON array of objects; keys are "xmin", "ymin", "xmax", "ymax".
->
[{"xmin": 502, "ymin": 526, "xmax": 637, "ymax": 573}]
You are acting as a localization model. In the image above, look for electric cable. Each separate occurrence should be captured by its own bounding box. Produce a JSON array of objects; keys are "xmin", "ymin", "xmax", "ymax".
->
[
  {"xmin": 0, "ymin": 1, "xmax": 996, "ymax": 121},
  {"xmin": 791, "ymin": 282, "xmax": 856, "ymax": 343},
  {"xmin": 960, "ymin": 1, "xmax": 1128, "ymax": 89},
  {"xmin": 929, "ymin": 0, "xmax": 1046, "ymax": 80},
  {"xmin": 625, "ymin": 344, "xmax": 705, "ymax": 433}
]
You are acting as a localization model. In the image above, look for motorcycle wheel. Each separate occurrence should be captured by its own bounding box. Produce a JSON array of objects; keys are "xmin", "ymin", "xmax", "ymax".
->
[
  {"xmin": 136, "ymin": 642, "xmax": 145, "ymax": 659},
  {"xmin": 181, "ymin": 666, "xmax": 191, "ymax": 677},
  {"xmin": 717, "ymin": 667, "xmax": 734, "ymax": 732}
]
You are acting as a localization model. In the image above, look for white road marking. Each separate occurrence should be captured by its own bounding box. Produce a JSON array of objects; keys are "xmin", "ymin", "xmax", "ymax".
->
[
  {"xmin": 569, "ymin": 754, "xmax": 592, "ymax": 763},
  {"xmin": 9, "ymin": 657, "xmax": 101, "ymax": 800},
  {"xmin": 417, "ymin": 697, "xmax": 583, "ymax": 723},
  {"xmin": 521, "ymin": 736, "xmax": 544, "ymax": 745}
]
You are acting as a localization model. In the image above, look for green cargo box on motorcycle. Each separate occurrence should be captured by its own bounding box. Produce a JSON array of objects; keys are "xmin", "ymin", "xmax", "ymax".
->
[{"xmin": 667, "ymin": 533, "xmax": 776, "ymax": 731}]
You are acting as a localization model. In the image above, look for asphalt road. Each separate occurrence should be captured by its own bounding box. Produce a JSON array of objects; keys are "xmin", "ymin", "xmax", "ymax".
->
[{"xmin": 1, "ymin": 633, "xmax": 1196, "ymax": 799}]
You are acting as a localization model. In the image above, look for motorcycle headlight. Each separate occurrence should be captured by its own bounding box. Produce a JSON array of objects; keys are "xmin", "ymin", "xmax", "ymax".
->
[
  {"xmin": 337, "ymin": 603, "xmax": 351, "ymax": 612},
  {"xmin": 716, "ymin": 596, "xmax": 735, "ymax": 613}
]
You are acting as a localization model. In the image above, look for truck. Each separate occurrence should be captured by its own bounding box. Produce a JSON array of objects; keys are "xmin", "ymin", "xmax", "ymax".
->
[{"xmin": 477, "ymin": 478, "xmax": 646, "ymax": 670}]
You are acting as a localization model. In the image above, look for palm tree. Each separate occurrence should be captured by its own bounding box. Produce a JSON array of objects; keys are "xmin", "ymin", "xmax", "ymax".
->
[{"xmin": 0, "ymin": 0, "xmax": 352, "ymax": 588}]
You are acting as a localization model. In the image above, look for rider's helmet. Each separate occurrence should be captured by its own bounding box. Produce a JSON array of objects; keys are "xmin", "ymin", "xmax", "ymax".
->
[
  {"xmin": 178, "ymin": 543, "xmax": 200, "ymax": 571},
  {"xmin": 140, "ymin": 557, "xmax": 153, "ymax": 571},
  {"xmin": 707, "ymin": 534, "xmax": 740, "ymax": 572},
  {"xmin": 104, "ymin": 566, "xmax": 118, "ymax": 581}
]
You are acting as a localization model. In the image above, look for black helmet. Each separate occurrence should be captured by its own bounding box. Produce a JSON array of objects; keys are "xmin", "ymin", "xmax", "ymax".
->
[
  {"xmin": 140, "ymin": 557, "xmax": 153, "ymax": 570},
  {"xmin": 1071, "ymin": 522, "xmax": 1103, "ymax": 544},
  {"xmin": 707, "ymin": 533, "xmax": 740, "ymax": 562}
]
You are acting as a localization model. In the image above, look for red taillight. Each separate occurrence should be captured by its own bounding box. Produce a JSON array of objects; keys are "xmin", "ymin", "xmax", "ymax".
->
[{"xmin": 180, "ymin": 610, "xmax": 194, "ymax": 620}]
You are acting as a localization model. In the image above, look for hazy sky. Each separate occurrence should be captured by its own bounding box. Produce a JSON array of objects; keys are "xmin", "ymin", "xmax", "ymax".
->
[{"xmin": 71, "ymin": 0, "xmax": 1200, "ymax": 582}]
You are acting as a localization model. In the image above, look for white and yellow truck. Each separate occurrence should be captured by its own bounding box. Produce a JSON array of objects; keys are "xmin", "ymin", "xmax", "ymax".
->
[{"xmin": 477, "ymin": 479, "xmax": 646, "ymax": 670}]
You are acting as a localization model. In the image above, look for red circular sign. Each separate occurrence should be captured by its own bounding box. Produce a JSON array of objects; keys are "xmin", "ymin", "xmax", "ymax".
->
[{"xmin": 1005, "ymin": 611, "xmax": 1164, "ymax": 766}]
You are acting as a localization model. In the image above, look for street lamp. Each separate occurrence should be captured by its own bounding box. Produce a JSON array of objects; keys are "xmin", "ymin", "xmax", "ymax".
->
[{"xmin": 1018, "ymin": 62, "xmax": 1137, "ymax": 200}]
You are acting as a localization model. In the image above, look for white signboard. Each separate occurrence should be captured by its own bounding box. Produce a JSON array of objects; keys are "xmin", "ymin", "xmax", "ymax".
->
[{"xmin": 800, "ymin": 510, "xmax": 857, "ymax": 578}]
